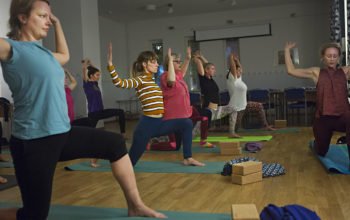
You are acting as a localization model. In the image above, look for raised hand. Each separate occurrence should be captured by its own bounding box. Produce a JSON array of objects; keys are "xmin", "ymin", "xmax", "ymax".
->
[
  {"xmin": 108, "ymin": 42, "xmax": 113, "ymax": 66},
  {"xmin": 167, "ymin": 47, "xmax": 172, "ymax": 59},
  {"xmin": 186, "ymin": 47, "xmax": 191, "ymax": 60},
  {"xmin": 285, "ymin": 42, "xmax": 296, "ymax": 50},
  {"xmin": 49, "ymin": 13, "xmax": 59, "ymax": 26}
]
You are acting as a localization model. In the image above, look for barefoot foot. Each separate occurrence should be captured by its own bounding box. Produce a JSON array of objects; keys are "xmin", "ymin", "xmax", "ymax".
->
[
  {"xmin": 265, "ymin": 126, "xmax": 276, "ymax": 131},
  {"xmin": 228, "ymin": 133, "xmax": 241, "ymax": 138},
  {"xmin": 0, "ymin": 176, "xmax": 7, "ymax": 184},
  {"xmin": 183, "ymin": 158, "xmax": 205, "ymax": 166},
  {"xmin": 128, "ymin": 204, "xmax": 167, "ymax": 218}
]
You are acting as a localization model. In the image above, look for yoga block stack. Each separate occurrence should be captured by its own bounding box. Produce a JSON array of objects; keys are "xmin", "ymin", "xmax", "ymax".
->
[
  {"xmin": 219, "ymin": 142, "xmax": 241, "ymax": 155},
  {"xmin": 231, "ymin": 204, "xmax": 260, "ymax": 220},
  {"xmin": 232, "ymin": 161, "xmax": 262, "ymax": 185},
  {"xmin": 274, "ymin": 119, "xmax": 287, "ymax": 128}
]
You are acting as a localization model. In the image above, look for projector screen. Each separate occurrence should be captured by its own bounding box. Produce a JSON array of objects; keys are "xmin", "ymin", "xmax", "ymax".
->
[{"xmin": 194, "ymin": 23, "xmax": 271, "ymax": 42}]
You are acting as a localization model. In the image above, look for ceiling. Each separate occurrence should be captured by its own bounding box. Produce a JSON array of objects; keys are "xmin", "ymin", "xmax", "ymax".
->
[{"xmin": 98, "ymin": 0, "xmax": 313, "ymax": 23}]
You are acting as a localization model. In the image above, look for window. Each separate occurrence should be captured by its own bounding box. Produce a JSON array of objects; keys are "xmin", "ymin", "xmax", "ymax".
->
[{"xmin": 151, "ymin": 39, "xmax": 164, "ymax": 65}]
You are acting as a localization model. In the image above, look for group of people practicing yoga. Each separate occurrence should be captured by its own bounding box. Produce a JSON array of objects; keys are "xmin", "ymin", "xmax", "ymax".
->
[{"xmin": 0, "ymin": 0, "xmax": 349, "ymax": 219}]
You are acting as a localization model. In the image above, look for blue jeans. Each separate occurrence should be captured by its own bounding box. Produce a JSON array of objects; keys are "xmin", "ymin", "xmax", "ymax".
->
[{"xmin": 129, "ymin": 115, "xmax": 193, "ymax": 165}]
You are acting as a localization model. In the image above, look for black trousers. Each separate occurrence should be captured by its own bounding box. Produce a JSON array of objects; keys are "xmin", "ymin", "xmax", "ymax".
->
[
  {"xmin": 313, "ymin": 112, "xmax": 350, "ymax": 161},
  {"xmin": 10, "ymin": 126, "xmax": 127, "ymax": 220},
  {"xmin": 88, "ymin": 108, "xmax": 126, "ymax": 133}
]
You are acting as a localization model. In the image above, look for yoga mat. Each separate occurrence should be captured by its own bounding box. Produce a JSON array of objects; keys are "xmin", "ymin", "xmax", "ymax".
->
[
  {"xmin": 0, "ymin": 203, "xmax": 231, "ymax": 220},
  {"xmin": 146, "ymin": 146, "xmax": 221, "ymax": 154},
  {"xmin": 0, "ymin": 161, "xmax": 13, "ymax": 168},
  {"xmin": 239, "ymin": 127, "xmax": 300, "ymax": 134},
  {"xmin": 65, "ymin": 160, "xmax": 225, "ymax": 174},
  {"xmin": 309, "ymin": 142, "xmax": 350, "ymax": 174},
  {"xmin": 193, "ymin": 135, "xmax": 272, "ymax": 142},
  {"xmin": 0, "ymin": 175, "xmax": 17, "ymax": 191}
]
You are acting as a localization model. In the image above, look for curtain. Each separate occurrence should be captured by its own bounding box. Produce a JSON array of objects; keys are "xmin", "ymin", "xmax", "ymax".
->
[{"xmin": 330, "ymin": 0, "xmax": 342, "ymax": 43}]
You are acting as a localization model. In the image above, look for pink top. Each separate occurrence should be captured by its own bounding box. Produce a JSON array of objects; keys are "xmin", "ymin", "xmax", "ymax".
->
[
  {"xmin": 161, "ymin": 70, "xmax": 192, "ymax": 120},
  {"xmin": 65, "ymin": 87, "xmax": 75, "ymax": 123}
]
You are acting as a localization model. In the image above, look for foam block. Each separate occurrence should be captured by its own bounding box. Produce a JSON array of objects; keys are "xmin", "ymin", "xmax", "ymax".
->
[
  {"xmin": 232, "ymin": 161, "xmax": 262, "ymax": 176},
  {"xmin": 274, "ymin": 120, "xmax": 287, "ymax": 128},
  {"xmin": 232, "ymin": 171, "xmax": 262, "ymax": 185},
  {"xmin": 220, "ymin": 142, "xmax": 241, "ymax": 155},
  {"xmin": 231, "ymin": 204, "xmax": 260, "ymax": 220}
]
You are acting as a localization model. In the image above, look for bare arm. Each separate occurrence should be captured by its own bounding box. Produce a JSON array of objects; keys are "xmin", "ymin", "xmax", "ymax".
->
[
  {"xmin": 284, "ymin": 42, "xmax": 319, "ymax": 83},
  {"xmin": 180, "ymin": 47, "xmax": 191, "ymax": 76},
  {"xmin": 0, "ymin": 39, "xmax": 11, "ymax": 61},
  {"xmin": 65, "ymin": 69, "xmax": 77, "ymax": 90},
  {"xmin": 341, "ymin": 66, "xmax": 350, "ymax": 80},
  {"xmin": 81, "ymin": 59, "xmax": 90, "ymax": 82},
  {"xmin": 167, "ymin": 48, "xmax": 175, "ymax": 87},
  {"xmin": 107, "ymin": 43, "xmax": 141, "ymax": 89},
  {"xmin": 50, "ymin": 14, "xmax": 69, "ymax": 65},
  {"xmin": 229, "ymin": 53, "xmax": 238, "ymax": 78}
]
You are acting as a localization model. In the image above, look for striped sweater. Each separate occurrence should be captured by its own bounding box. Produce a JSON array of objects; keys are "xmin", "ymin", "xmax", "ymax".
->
[{"xmin": 107, "ymin": 65, "xmax": 164, "ymax": 116}]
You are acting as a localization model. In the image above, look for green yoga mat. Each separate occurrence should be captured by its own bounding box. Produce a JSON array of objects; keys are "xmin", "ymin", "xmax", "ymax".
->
[
  {"xmin": 193, "ymin": 135, "xmax": 272, "ymax": 142},
  {"xmin": 0, "ymin": 203, "xmax": 231, "ymax": 220},
  {"xmin": 239, "ymin": 127, "xmax": 300, "ymax": 133},
  {"xmin": 65, "ymin": 160, "xmax": 225, "ymax": 174}
]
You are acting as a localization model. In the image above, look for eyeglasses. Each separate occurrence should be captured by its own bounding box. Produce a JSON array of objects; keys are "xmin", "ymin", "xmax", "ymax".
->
[{"xmin": 173, "ymin": 60, "xmax": 182, "ymax": 64}]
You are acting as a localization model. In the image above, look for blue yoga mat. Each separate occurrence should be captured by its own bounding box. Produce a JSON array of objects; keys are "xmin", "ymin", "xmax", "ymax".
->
[
  {"xmin": 309, "ymin": 142, "xmax": 350, "ymax": 174},
  {"xmin": 0, "ymin": 203, "xmax": 231, "ymax": 220},
  {"xmin": 65, "ymin": 160, "xmax": 225, "ymax": 174}
]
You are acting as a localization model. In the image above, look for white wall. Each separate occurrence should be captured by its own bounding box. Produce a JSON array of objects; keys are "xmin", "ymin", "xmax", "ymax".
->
[
  {"xmin": 100, "ymin": 1, "xmax": 329, "ymax": 92},
  {"xmin": 45, "ymin": 0, "xmax": 102, "ymax": 118},
  {"xmin": 99, "ymin": 16, "xmax": 135, "ymax": 109},
  {"xmin": 0, "ymin": 0, "xmax": 12, "ymax": 101}
]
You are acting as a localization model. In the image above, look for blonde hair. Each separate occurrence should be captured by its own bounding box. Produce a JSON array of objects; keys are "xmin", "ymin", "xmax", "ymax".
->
[{"xmin": 320, "ymin": 42, "xmax": 341, "ymax": 57}]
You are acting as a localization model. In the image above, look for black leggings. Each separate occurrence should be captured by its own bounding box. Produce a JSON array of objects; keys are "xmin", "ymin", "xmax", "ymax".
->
[
  {"xmin": 10, "ymin": 126, "xmax": 127, "ymax": 220},
  {"xmin": 88, "ymin": 108, "xmax": 126, "ymax": 133},
  {"xmin": 313, "ymin": 113, "xmax": 350, "ymax": 160}
]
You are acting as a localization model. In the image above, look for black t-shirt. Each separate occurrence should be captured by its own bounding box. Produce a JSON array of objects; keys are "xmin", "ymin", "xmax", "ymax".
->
[{"xmin": 198, "ymin": 74, "xmax": 219, "ymax": 108}]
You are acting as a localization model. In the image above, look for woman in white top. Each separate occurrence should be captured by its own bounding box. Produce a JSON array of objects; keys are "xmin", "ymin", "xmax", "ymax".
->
[{"xmin": 226, "ymin": 53, "xmax": 274, "ymax": 134}]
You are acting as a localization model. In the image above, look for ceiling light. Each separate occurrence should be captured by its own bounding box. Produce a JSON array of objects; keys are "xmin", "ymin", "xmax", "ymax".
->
[
  {"xmin": 146, "ymin": 4, "xmax": 157, "ymax": 11},
  {"xmin": 168, "ymin": 3, "xmax": 174, "ymax": 14},
  {"xmin": 231, "ymin": 0, "xmax": 237, "ymax": 6}
]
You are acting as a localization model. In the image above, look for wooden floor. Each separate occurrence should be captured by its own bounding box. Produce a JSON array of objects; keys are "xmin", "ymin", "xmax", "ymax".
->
[{"xmin": 0, "ymin": 120, "xmax": 349, "ymax": 219}]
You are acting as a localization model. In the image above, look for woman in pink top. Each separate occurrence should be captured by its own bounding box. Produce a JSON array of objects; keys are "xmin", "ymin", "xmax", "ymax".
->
[
  {"xmin": 161, "ymin": 47, "xmax": 213, "ymax": 149},
  {"xmin": 64, "ymin": 68, "xmax": 77, "ymax": 123}
]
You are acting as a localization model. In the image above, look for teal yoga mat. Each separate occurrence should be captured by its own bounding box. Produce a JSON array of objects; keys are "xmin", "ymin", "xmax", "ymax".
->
[
  {"xmin": 0, "ymin": 161, "xmax": 13, "ymax": 168},
  {"xmin": 0, "ymin": 175, "xmax": 17, "ymax": 191},
  {"xmin": 193, "ymin": 135, "xmax": 272, "ymax": 142},
  {"xmin": 309, "ymin": 142, "xmax": 350, "ymax": 174},
  {"xmin": 0, "ymin": 203, "xmax": 230, "ymax": 220},
  {"xmin": 65, "ymin": 160, "xmax": 225, "ymax": 174},
  {"xmin": 147, "ymin": 146, "xmax": 221, "ymax": 154}
]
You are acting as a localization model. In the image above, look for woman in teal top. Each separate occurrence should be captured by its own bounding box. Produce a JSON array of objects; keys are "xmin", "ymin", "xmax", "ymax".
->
[{"xmin": 0, "ymin": 0, "xmax": 166, "ymax": 219}]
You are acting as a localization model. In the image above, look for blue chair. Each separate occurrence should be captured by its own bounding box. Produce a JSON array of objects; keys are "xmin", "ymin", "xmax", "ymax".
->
[
  {"xmin": 247, "ymin": 89, "xmax": 274, "ymax": 125},
  {"xmin": 284, "ymin": 87, "xmax": 315, "ymax": 126},
  {"xmin": 248, "ymin": 89, "xmax": 272, "ymax": 109}
]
